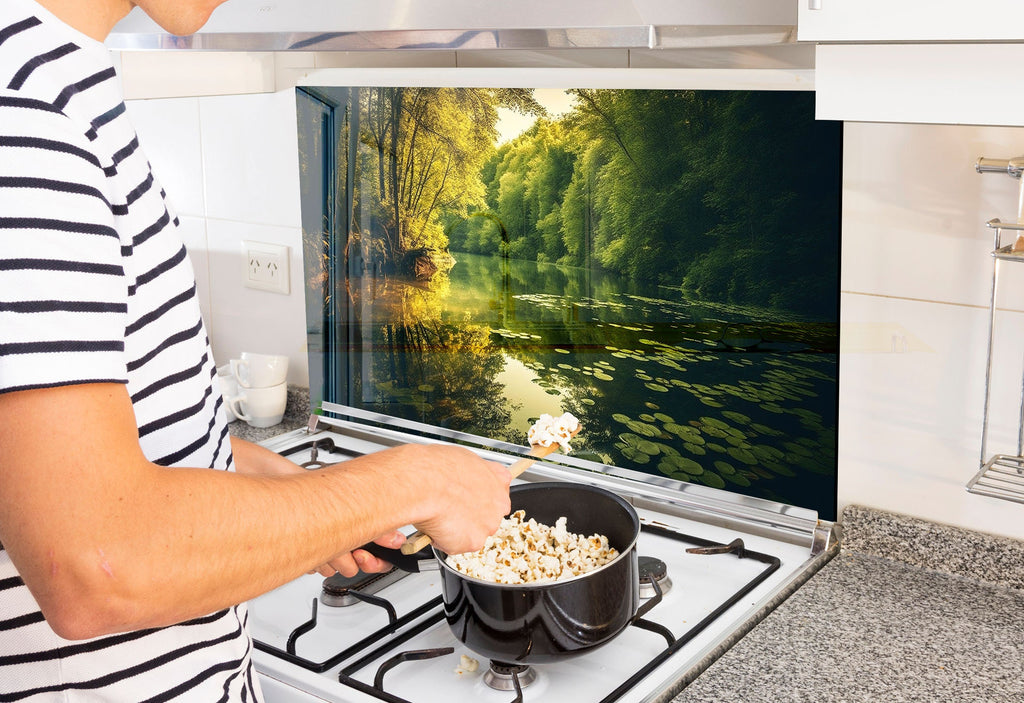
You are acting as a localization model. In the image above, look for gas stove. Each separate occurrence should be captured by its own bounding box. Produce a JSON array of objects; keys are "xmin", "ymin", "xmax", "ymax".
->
[{"xmin": 248, "ymin": 410, "xmax": 836, "ymax": 703}]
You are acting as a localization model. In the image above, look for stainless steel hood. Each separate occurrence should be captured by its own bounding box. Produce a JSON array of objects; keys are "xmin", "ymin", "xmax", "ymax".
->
[{"xmin": 107, "ymin": 0, "xmax": 798, "ymax": 53}]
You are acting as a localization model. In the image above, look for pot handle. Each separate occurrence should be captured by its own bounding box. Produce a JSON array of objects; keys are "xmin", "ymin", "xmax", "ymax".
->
[
  {"xmin": 359, "ymin": 542, "xmax": 438, "ymax": 573},
  {"xmin": 631, "ymin": 573, "xmax": 665, "ymax": 622}
]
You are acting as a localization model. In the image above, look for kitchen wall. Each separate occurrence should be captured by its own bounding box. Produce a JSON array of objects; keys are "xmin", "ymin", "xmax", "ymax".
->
[
  {"xmin": 125, "ymin": 88, "xmax": 310, "ymax": 388},
  {"xmin": 840, "ymin": 122, "xmax": 1024, "ymax": 541},
  {"xmin": 122, "ymin": 68, "xmax": 1024, "ymax": 541}
]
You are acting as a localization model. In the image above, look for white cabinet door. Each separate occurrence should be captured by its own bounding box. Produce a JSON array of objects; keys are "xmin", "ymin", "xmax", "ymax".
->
[
  {"xmin": 814, "ymin": 43, "xmax": 1024, "ymax": 126},
  {"xmin": 798, "ymin": 0, "xmax": 1024, "ymax": 42}
]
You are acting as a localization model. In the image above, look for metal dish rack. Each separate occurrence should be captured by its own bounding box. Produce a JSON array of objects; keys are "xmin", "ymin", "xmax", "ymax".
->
[{"xmin": 968, "ymin": 174, "xmax": 1024, "ymax": 503}]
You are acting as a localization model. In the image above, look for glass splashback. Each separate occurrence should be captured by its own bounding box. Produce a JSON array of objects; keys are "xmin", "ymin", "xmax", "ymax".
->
[{"xmin": 296, "ymin": 85, "xmax": 841, "ymax": 520}]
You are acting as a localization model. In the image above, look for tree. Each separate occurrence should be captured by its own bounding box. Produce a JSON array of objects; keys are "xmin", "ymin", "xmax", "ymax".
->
[{"xmin": 356, "ymin": 87, "xmax": 544, "ymax": 265}]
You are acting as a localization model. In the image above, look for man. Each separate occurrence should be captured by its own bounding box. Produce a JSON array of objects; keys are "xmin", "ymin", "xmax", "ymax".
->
[{"xmin": 0, "ymin": 0, "xmax": 512, "ymax": 699}]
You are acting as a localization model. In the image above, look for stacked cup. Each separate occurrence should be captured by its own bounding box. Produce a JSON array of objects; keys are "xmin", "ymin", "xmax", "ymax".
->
[{"xmin": 223, "ymin": 352, "xmax": 289, "ymax": 428}]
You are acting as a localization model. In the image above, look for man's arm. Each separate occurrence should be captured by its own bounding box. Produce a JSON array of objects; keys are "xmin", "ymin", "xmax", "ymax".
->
[
  {"xmin": 0, "ymin": 383, "xmax": 510, "ymax": 640},
  {"xmin": 229, "ymin": 435, "xmax": 404, "ymax": 576}
]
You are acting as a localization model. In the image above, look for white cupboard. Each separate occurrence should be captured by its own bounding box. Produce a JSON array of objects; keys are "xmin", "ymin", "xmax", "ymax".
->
[{"xmin": 798, "ymin": 0, "xmax": 1024, "ymax": 42}]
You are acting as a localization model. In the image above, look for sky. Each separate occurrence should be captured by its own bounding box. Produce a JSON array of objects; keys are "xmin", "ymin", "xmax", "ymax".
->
[{"xmin": 494, "ymin": 88, "xmax": 578, "ymax": 145}]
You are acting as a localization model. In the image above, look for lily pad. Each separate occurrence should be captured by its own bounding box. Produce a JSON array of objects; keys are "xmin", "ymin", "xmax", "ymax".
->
[
  {"xmin": 783, "ymin": 442, "xmax": 814, "ymax": 457},
  {"xmin": 636, "ymin": 440, "xmax": 662, "ymax": 456},
  {"xmin": 726, "ymin": 447, "xmax": 757, "ymax": 465},
  {"xmin": 762, "ymin": 460, "xmax": 797, "ymax": 477},
  {"xmin": 626, "ymin": 420, "xmax": 660, "ymax": 437},
  {"xmin": 661, "ymin": 454, "xmax": 704, "ymax": 476},
  {"xmin": 696, "ymin": 472, "xmax": 726, "ymax": 489},
  {"xmin": 700, "ymin": 416, "xmax": 730, "ymax": 430},
  {"xmin": 713, "ymin": 460, "xmax": 737, "ymax": 475},
  {"xmin": 723, "ymin": 472, "xmax": 751, "ymax": 487}
]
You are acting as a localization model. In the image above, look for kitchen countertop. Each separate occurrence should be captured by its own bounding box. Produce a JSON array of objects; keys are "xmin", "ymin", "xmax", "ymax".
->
[
  {"xmin": 670, "ymin": 505, "xmax": 1024, "ymax": 703},
  {"xmin": 227, "ymin": 385, "xmax": 311, "ymax": 444}
]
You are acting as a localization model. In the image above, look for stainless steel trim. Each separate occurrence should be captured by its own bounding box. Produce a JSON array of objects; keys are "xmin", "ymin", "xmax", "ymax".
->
[
  {"xmin": 987, "ymin": 218, "xmax": 1024, "ymax": 232},
  {"xmin": 976, "ymin": 156, "xmax": 1024, "ymax": 178},
  {"xmin": 107, "ymin": 26, "xmax": 656, "ymax": 52},
  {"xmin": 314, "ymin": 402, "xmax": 826, "ymax": 550},
  {"xmin": 105, "ymin": 25, "xmax": 802, "ymax": 53}
]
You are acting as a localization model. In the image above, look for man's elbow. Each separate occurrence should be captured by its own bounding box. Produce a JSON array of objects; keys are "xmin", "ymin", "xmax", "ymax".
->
[{"xmin": 32, "ymin": 554, "xmax": 145, "ymax": 641}]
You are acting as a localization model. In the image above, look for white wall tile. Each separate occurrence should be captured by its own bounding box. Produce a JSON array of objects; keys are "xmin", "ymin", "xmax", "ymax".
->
[
  {"xmin": 125, "ymin": 97, "xmax": 205, "ymax": 217},
  {"xmin": 198, "ymin": 90, "xmax": 303, "ymax": 229},
  {"xmin": 839, "ymin": 292, "xmax": 1024, "ymax": 540},
  {"xmin": 841, "ymin": 122, "xmax": 1024, "ymax": 309},
  {"xmin": 205, "ymin": 219, "xmax": 309, "ymax": 385},
  {"xmin": 119, "ymin": 52, "xmax": 275, "ymax": 100}
]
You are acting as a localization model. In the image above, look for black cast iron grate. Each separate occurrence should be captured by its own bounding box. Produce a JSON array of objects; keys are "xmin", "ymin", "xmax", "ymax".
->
[{"xmin": 253, "ymin": 524, "xmax": 781, "ymax": 703}]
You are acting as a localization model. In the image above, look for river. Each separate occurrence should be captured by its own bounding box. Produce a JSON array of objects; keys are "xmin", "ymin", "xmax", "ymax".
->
[{"xmin": 348, "ymin": 251, "xmax": 838, "ymax": 519}]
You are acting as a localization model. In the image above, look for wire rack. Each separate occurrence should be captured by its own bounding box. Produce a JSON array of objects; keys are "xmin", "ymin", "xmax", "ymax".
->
[
  {"xmin": 971, "ymin": 217, "xmax": 1024, "ymax": 504},
  {"xmin": 967, "ymin": 454, "xmax": 1024, "ymax": 505}
]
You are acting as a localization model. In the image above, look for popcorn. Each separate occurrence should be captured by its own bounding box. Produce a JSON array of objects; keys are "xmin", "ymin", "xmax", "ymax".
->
[
  {"xmin": 445, "ymin": 510, "xmax": 618, "ymax": 584},
  {"xmin": 454, "ymin": 654, "xmax": 479, "ymax": 675},
  {"xmin": 527, "ymin": 412, "xmax": 580, "ymax": 453}
]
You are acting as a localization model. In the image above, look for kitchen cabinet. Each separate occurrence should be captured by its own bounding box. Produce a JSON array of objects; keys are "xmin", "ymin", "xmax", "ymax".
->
[
  {"xmin": 798, "ymin": 0, "xmax": 1024, "ymax": 42},
  {"xmin": 800, "ymin": 1, "xmax": 1024, "ymax": 125},
  {"xmin": 812, "ymin": 43, "xmax": 1024, "ymax": 126}
]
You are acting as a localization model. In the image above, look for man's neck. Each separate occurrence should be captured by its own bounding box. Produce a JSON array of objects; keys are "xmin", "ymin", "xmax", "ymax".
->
[{"xmin": 34, "ymin": 0, "xmax": 134, "ymax": 41}]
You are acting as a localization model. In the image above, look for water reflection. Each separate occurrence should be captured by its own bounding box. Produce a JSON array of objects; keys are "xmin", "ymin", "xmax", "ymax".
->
[{"xmin": 344, "ymin": 252, "xmax": 837, "ymax": 519}]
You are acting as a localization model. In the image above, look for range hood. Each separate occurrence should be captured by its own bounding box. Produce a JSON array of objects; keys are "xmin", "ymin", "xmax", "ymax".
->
[{"xmin": 107, "ymin": 0, "xmax": 798, "ymax": 53}]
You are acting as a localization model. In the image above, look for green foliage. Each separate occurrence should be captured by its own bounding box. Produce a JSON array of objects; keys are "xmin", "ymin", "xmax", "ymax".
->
[{"xmin": 347, "ymin": 86, "xmax": 840, "ymax": 318}]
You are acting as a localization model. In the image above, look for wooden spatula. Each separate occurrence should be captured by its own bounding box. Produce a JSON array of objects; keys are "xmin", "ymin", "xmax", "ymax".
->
[{"xmin": 399, "ymin": 427, "xmax": 580, "ymax": 555}]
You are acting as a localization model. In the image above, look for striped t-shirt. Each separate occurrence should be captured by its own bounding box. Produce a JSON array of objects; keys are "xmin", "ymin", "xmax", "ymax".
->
[{"xmin": 0, "ymin": 0, "xmax": 261, "ymax": 699}]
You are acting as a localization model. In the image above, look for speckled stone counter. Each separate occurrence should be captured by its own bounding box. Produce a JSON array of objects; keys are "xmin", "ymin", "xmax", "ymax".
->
[
  {"xmin": 672, "ymin": 506, "xmax": 1024, "ymax": 702},
  {"xmin": 227, "ymin": 385, "xmax": 310, "ymax": 444}
]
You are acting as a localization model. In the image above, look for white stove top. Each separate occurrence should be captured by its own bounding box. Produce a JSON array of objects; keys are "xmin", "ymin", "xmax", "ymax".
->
[{"xmin": 249, "ymin": 417, "xmax": 835, "ymax": 703}]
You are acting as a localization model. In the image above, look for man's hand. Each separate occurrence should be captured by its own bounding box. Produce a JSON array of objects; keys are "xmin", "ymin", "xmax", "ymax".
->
[
  {"xmin": 312, "ymin": 529, "xmax": 406, "ymax": 577},
  {"xmin": 405, "ymin": 445, "xmax": 512, "ymax": 557}
]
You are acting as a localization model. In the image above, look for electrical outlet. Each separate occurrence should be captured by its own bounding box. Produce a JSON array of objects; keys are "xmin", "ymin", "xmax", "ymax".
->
[{"xmin": 242, "ymin": 241, "xmax": 290, "ymax": 294}]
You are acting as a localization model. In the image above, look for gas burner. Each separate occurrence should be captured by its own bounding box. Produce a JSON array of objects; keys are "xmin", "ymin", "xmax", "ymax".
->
[
  {"xmin": 320, "ymin": 567, "xmax": 408, "ymax": 607},
  {"xmin": 483, "ymin": 661, "xmax": 538, "ymax": 691},
  {"xmin": 638, "ymin": 555, "xmax": 673, "ymax": 599}
]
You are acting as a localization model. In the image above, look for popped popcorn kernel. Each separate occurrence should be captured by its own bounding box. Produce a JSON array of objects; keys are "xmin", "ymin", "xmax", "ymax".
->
[
  {"xmin": 527, "ymin": 412, "xmax": 580, "ymax": 453},
  {"xmin": 445, "ymin": 510, "xmax": 618, "ymax": 584}
]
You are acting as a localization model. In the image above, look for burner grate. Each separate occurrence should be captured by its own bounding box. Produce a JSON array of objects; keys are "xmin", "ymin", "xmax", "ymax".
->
[{"xmin": 253, "ymin": 524, "xmax": 781, "ymax": 703}]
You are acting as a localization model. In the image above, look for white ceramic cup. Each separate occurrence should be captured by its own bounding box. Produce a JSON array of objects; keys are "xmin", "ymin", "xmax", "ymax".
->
[
  {"xmin": 216, "ymin": 364, "xmax": 239, "ymax": 421},
  {"xmin": 231, "ymin": 352, "xmax": 289, "ymax": 389},
  {"xmin": 226, "ymin": 382, "xmax": 288, "ymax": 428}
]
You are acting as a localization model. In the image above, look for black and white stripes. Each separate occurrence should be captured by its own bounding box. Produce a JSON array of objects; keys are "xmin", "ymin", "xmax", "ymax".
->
[{"xmin": 0, "ymin": 0, "xmax": 253, "ymax": 699}]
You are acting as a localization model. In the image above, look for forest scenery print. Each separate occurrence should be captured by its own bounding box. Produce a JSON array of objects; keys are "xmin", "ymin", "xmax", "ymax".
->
[{"xmin": 296, "ymin": 85, "xmax": 842, "ymax": 519}]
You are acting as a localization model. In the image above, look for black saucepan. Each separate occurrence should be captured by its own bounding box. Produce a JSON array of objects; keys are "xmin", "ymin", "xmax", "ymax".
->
[{"xmin": 363, "ymin": 482, "xmax": 655, "ymax": 664}]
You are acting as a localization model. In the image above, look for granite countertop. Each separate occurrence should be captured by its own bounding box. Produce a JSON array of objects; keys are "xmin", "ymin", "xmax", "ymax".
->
[
  {"xmin": 672, "ymin": 505, "xmax": 1024, "ymax": 702},
  {"xmin": 227, "ymin": 385, "xmax": 311, "ymax": 444}
]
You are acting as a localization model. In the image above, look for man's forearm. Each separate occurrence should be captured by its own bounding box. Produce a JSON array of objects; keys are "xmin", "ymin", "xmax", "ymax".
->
[{"xmin": 0, "ymin": 383, "xmax": 509, "ymax": 640}]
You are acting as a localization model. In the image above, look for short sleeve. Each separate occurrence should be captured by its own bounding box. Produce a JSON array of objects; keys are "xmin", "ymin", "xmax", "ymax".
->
[{"xmin": 0, "ymin": 93, "xmax": 129, "ymax": 394}]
